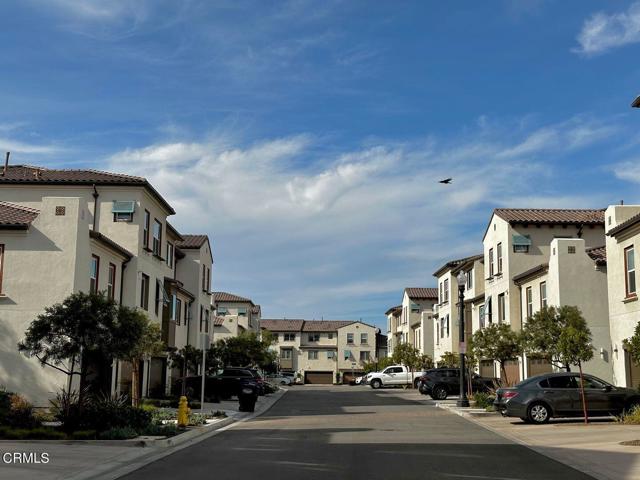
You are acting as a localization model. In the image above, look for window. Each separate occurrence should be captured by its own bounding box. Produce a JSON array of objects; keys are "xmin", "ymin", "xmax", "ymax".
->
[
  {"xmin": 347, "ymin": 333, "xmax": 354, "ymax": 344},
  {"xmin": 0, "ymin": 244, "xmax": 4, "ymax": 293},
  {"xmin": 497, "ymin": 243, "xmax": 503, "ymax": 274},
  {"xmin": 284, "ymin": 333, "xmax": 295, "ymax": 341},
  {"xmin": 308, "ymin": 350, "xmax": 318, "ymax": 360},
  {"xmin": 166, "ymin": 242, "xmax": 174, "ymax": 268},
  {"xmin": 281, "ymin": 349, "xmax": 292, "ymax": 359},
  {"xmin": 498, "ymin": 293, "xmax": 506, "ymax": 322},
  {"xmin": 327, "ymin": 350, "xmax": 335, "ymax": 359},
  {"xmin": 90, "ymin": 255, "xmax": 99, "ymax": 293},
  {"xmin": 308, "ymin": 333, "xmax": 320, "ymax": 342},
  {"xmin": 446, "ymin": 314, "xmax": 450, "ymax": 337},
  {"xmin": 185, "ymin": 302, "xmax": 189, "ymax": 325},
  {"xmin": 155, "ymin": 280, "xmax": 161, "ymax": 315},
  {"xmin": 489, "ymin": 248, "xmax": 494, "ymax": 277},
  {"xmin": 327, "ymin": 333, "xmax": 333, "ymax": 339},
  {"xmin": 143, "ymin": 210, "xmax": 150, "ymax": 248},
  {"xmin": 202, "ymin": 264, "xmax": 206, "ymax": 291},
  {"xmin": 218, "ymin": 306, "xmax": 228, "ymax": 316},
  {"xmin": 526, "ymin": 287, "xmax": 533, "ymax": 318},
  {"xmin": 200, "ymin": 305, "xmax": 204, "ymax": 331},
  {"xmin": 540, "ymin": 282, "xmax": 547, "ymax": 308},
  {"xmin": 207, "ymin": 267, "xmax": 211, "ymax": 291},
  {"xmin": 513, "ymin": 235, "xmax": 531, "ymax": 253},
  {"xmin": 107, "ymin": 263, "xmax": 116, "ymax": 300},
  {"xmin": 466, "ymin": 269, "xmax": 473, "ymax": 290},
  {"xmin": 548, "ymin": 376, "xmax": 578, "ymax": 389},
  {"xmin": 176, "ymin": 298, "xmax": 182, "ymax": 325},
  {"xmin": 112, "ymin": 201, "xmax": 135, "ymax": 222},
  {"xmin": 140, "ymin": 274, "xmax": 149, "ymax": 310},
  {"xmin": 444, "ymin": 278, "xmax": 449, "ymax": 303},
  {"xmin": 439, "ymin": 282, "xmax": 443, "ymax": 303},
  {"xmin": 360, "ymin": 333, "xmax": 368, "ymax": 344},
  {"xmin": 344, "ymin": 350, "xmax": 352, "ymax": 360},
  {"xmin": 238, "ymin": 307, "xmax": 248, "ymax": 316},
  {"xmin": 440, "ymin": 317, "xmax": 445, "ymax": 338},
  {"xmin": 479, "ymin": 304, "xmax": 485, "ymax": 329},
  {"xmin": 625, "ymin": 246, "xmax": 636, "ymax": 297},
  {"xmin": 204, "ymin": 309, "xmax": 210, "ymax": 333},
  {"xmin": 410, "ymin": 302, "xmax": 419, "ymax": 313},
  {"xmin": 360, "ymin": 351, "xmax": 370, "ymax": 362},
  {"xmin": 152, "ymin": 219, "xmax": 162, "ymax": 256}
]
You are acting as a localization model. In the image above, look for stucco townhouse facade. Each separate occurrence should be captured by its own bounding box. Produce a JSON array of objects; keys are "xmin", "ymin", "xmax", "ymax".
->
[
  {"xmin": 387, "ymin": 288, "xmax": 437, "ymax": 358},
  {"xmin": 480, "ymin": 208, "xmax": 606, "ymax": 382},
  {"xmin": 605, "ymin": 204, "xmax": 640, "ymax": 388},
  {"xmin": 432, "ymin": 254, "xmax": 484, "ymax": 366},
  {"xmin": 385, "ymin": 305, "xmax": 401, "ymax": 356},
  {"xmin": 212, "ymin": 291, "xmax": 261, "ymax": 341},
  {"xmin": 0, "ymin": 164, "xmax": 213, "ymax": 405},
  {"xmin": 261, "ymin": 319, "xmax": 377, "ymax": 384}
]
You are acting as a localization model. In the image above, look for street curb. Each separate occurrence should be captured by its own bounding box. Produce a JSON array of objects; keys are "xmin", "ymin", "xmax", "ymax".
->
[
  {"xmin": 434, "ymin": 402, "xmax": 609, "ymax": 480},
  {"xmin": 65, "ymin": 389, "xmax": 288, "ymax": 480}
]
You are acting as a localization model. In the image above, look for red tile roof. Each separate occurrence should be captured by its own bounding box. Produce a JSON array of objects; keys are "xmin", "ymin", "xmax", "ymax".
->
[
  {"xmin": 385, "ymin": 305, "xmax": 402, "ymax": 315},
  {"xmin": 494, "ymin": 208, "xmax": 605, "ymax": 225},
  {"xmin": 176, "ymin": 234, "xmax": 209, "ymax": 249},
  {"xmin": 586, "ymin": 246, "xmax": 607, "ymax": 266},
  {"xmin": 0, "ymin": 201, "xmax": 39, "ymax": 229},
  {"xmin": 213, "ymin": 291, "xmax": 254, "ymax": 304},
  {"xmin": 404, "ymin": 287, "xmax": 438, "ymax": 299},
  {"xmin": 433, "ymin": 254, "xmax": 484, "ymax": 277},
  {"xmin": 301, "ymin": 320, "xmax": 355, "ymax": 332},
  {"xmin": 0, "ymin": 165, "xmax": 175, "ymax": 214},
  {"xmin": 260, "ymin": 319, "xmax": 305, "ymax": 332},
  {"xmin": 607, "ymin": 212, "xmax": 640, "ymax": 237},
  {"xmin": 213, "ymin": 316, "xmax": 225, "ymax": 326},
  {"xmin": 513, "ymin": 263, "xmax": 549, "ymax": 285}
]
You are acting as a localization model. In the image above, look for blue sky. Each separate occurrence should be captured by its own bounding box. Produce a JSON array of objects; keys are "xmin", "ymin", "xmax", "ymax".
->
[{"xmin": 2, "ymin": 1, "xmax": 640, "ymax": 331}]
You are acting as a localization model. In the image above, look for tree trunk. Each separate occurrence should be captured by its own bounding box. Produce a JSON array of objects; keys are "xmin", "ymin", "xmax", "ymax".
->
[
  {"xmin": 131, "ymin": 360, "xmax": 140, "ymax": 407},
  {"xmin": 500, "ymin": 362, "xmax": 508, "ymax": 386},
  {"xmin": 578, "ymin": 362, "xmax": 589, "ymax": 425}
]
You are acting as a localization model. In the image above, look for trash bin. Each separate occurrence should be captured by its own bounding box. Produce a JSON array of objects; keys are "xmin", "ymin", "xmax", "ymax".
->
[{"xmin": 238, "ymin": 385, "xmax": 257, "ymax": 412}]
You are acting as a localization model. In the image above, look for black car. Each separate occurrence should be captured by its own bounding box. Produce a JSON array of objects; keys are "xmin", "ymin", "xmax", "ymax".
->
[
  {"xmin": 215, "ymin": 368, "xmax": 261, "ymax": 399},
  {"xmin": 173, "ymin": 371, "xmax": 258, "ymax": 401},
  {"xmin": 418, "ymin": 368, "xmax": 495, "ymax": 400},
  {"xmin": 246, "ymin": 368, "xmax": 266, "ymax": 396},
  {"xmin": 494, "ymin": 372, "xmax": 640, "ymax": 424}
]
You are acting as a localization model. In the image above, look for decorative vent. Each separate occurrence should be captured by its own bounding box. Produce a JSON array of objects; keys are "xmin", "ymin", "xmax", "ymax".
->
[
  {"xmin": 55, "ymin": 206, "xmax": 66, "ymax": 216},
  {"xmin": 568, "ymin": 246, "xmax": 576, "ymax": 254}
]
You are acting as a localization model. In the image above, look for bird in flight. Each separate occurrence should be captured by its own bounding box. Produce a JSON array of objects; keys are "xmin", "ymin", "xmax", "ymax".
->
[{"xmin": 439, "ymin": 178, "xmax": 452, "ymax": 184}]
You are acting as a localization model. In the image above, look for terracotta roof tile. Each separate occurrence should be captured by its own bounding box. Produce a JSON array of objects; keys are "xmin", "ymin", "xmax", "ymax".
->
[
  {"xmin": 0, "ymin": 201, "xmax": 39, "ymax": 229},
  {"xmin": 404, "ymin": 287, "xmax": 438, "ymax": 299},
  {"xmin": 0, "ymin": 165, "xmax": 175, "ymax": 214},
  {"xmin": 607, "ymin": 212, "xmax": 640, "ymax": 237},
  {"xmin": 586, "ymin": 245, "xmax": 607, "ymax": 265},
  {"xmin": 433, "ymin": 254, "xmax": 484, "ymax": 277},
  {"xmin": 176, "ymin": 234, "xmax": 208, "ymax": 249},
  {"xmin": 213, "ymin": 291, "xmax": 254, "ymax": 304},
  {"xmin": 385, "ymin": 305, "xmax": 402, "ymax": 315},
  {"xmin": 213, "ymin": 316, "xmax": 225, "ymax": 326},
  {"xmin": 494, "ymin": 208, "xmax": 605, "ymax": 225},
  {"xmin": 260, "ymin": 319, "xmax": 305, "ymax": 332},
  {"xmin": 301, "ymin": 320, "xmax": 355, "ymax": 332}
]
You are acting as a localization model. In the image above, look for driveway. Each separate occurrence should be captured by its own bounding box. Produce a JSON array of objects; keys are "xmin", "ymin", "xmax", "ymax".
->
[{"xmin": 121, "ymin": 386, "xmax": 595, "ymax": 480}]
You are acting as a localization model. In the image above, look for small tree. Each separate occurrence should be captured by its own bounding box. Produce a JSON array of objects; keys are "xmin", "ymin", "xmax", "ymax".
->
[
  {"xmin": 521, "ymin": 306, "xmax": 570, "ymax": 371},
  {"xmin": 556, "ymin": 307, "xmax": 594, "ymax": 424},
  {"xmin": 392, "ymin": 343, "xmax": 421, "ymax": 387},
  {"xmin": 211, "ymin": 331, "xmax": 277, "ymax": 371},
  {"xmin": 471, "ymin": 323, "xmax": 522, "ymax": 384},
  {"xmin": 362, "ymin": 356, "xmax": 394, "ymax": 373},
  {"xmin": 439, "ymin": 352, "xmax": 459, "ymax": 368},
  {"xmin": 18, "ymin": 291, "xmax": 120, "ymax": 398},
  {"xmin": 112, "ymin": 307, "xmax": 165, "ymax": 406}
]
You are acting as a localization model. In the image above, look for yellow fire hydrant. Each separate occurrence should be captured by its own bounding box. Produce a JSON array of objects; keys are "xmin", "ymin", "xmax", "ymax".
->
[{"xmin": 177, "ymin": 396, "xmax": 189, "ymax": 428}]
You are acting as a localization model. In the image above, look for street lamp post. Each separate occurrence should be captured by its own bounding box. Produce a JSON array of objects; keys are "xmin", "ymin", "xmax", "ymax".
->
[{"xmin": 456, "ymin": 270, "xmax": 470, "ymax": 408}]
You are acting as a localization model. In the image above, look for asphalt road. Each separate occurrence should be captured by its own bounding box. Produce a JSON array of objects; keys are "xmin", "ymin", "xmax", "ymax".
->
[{"xmin": 122, "ymin": 386, "xmax": 595, "ymax": 480}]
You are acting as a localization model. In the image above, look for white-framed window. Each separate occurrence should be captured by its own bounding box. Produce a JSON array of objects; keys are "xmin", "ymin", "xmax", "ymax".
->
[
  {"xmin": 308, "ymin": 350, "xmax": 318, "ymax": 360},
  {"xmin": 308, "ymin": 333, "xmax": 320, "ymax": 342},
  {"xmin": 540, "ymin": 282, "xmax": 547, "ymax": 308},
  {"xmin": 328, "ymin": 332, "xmax": 333, "ymax": 339},
  {"xmin": 497, "ymin": 243, "xmax": 503, "ymax": 274},
  {"xmin": 143, "ymin": 210, "xmax": 150, "ymax": 248},
  {"xmin": 410, "ymin": 302, "xmax": 420, "ymax": 313},
  {"xmin": 107, "ymin": 263, "xmax": 116, "ymax": 300},
  {"xmin": 526, "ymin": 287, "xmax": 533, "ymax": 318},
  {"xmin": 112, "ymin": 200, "xmax": 135, "ymax": 222},
  {"xmin": 444, "ymin": 279, "xmax": 449, "ymax": 302},
  {"xmin": 176, "ymin": 298, "xmax": 182, "ymax": 325},
  {"xmin": 360, "ymin": 333, "xmax": 368, "ymax": 344},
  {"xmin": 625, "ymin": 246, "xmax": 636, "ymax": 297},
  {"xmin": 347, "ymin": 333, "xmax": 354, "ymax": 344},
  {"xmin": 90, "ymin": 255, "xmax": 99, "ymax": 293},
  {"xmin": 327, "ymin": 350, "xmax": 335, "ymax": 359},
  {"xmin": 218, "ymin": 306, "xmax": 227, "ymax": 315},
  {"xmin": 284, "ymin": 333, "xmax": 295, "ymax": 341},
  {"xmin": 238, "ymin": 307, "xmax": 248, "ymax": 316},
  {"xmin": 498, "ymin": 293, "xmax": 506, "ymax": 322},
  {"xmin": 166, "ymin": 242, "xmax": 174, "ymax": 268},
  {"xmin": 489, "ymin": 248, "xmax": 494, "ymax": 277},
  {"xmin": 152, "ymin": 219, "xmax": 162, "ymax": 256},
  {"xmin": 479, "ymin": 304, "xmax": 485, "ymax": 329},
  {"xmin": 281, "ymin": 349, "xmax": 292, "ymax": 359},
  {"xmin": 360, "ymin": 351, "xmax": 370, "ymax": 362},
  {"xmin": 466, "ymin": 269, "xmax": 473, "ymax": 290}
]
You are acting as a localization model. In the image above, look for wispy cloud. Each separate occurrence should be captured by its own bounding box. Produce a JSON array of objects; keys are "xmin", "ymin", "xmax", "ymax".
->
[
  {"xmin": 613, "ymin": 160, "xmax": 640, "ymax": 183},
  {"xmin": 574, "ymin": 2, "xmax": 640, "ymax": 56}
]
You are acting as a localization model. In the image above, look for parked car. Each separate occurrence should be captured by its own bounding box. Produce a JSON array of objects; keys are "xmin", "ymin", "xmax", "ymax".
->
[
  {"xmin": 418, "ymin": 368, "xmax": 495, "ymax": 400},
  {"xmin": 494, "ymin": 372, "xmax": 640, "ymax": 424},
  {"xmin": 354, "ymin": 375, "xmax": 366, "ymax": 385},
  {"xmin": 368, "ymin": 365, "xmax": 427, "ymax": 389},
  {"xmin": 247, "ymin": 368, "xmax": 266, "ymax": 396},
  {"xmin": 215, "ymin": 368, "xmax": 261, "ymax": 400},
  {"xmin": 265, "ymin": 374, "xmax": 292, "ymax": 385},
  {"xmin": 173, "ymin": 371, "xmax": 258, "ymax": 402}
]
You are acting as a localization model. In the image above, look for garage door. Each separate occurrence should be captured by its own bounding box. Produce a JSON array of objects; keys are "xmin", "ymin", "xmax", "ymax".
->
[
  {"xmin": 503, "ymin": 359, "xmax": 521, "ymax": 385},
  {"xmin": 527, "ymin": 357, "xmax": 552, "ymax": 378},
  {"xmin": 304, "ymin": 371, "xmax": 333, "ymax": 384},
  {"xmin": 479, "ymin": 360, "xmax": 494, "ymax": 378}
]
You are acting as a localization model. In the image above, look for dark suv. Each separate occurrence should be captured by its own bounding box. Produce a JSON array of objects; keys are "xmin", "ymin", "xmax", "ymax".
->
[
  {"xmin": 418, "ymin": 368, "xmax": 495, "ymax": 400},
  {"xmin": 494, "ymin": 372, "xmax": 640, "ymax": 424},
  {"xmin": 216, "ymin": 368, "xmax": 261, "ymax": 399}
]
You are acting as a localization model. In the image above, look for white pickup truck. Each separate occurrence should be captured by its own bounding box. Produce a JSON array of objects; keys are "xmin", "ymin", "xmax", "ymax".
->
[{"xmin": 367, "ymin": 365, "xmax": 426, "ymax": 389}]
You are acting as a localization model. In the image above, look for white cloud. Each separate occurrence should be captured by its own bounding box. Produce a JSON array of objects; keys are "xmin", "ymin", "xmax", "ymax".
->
[
  {"xmin": 0, "ymin": 138, "xmax": 62, "ymax": 155},
  {"xmin": 575, "ymin": 2, "xmax": 640, "ymax": 55},
  {"xmin": 104, "ymin": 115, "xmax": 619, "ymax": 324},
  {"xmin": 613, "ymin": 160, "xmax": 640, "ymax": 183}
]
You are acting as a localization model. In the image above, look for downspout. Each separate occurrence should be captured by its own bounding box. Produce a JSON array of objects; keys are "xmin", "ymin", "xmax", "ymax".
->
[
  {"xmin": 92, "ymin": 184, "xmax": 99, "ymax": 232},
  {"xmin": 518, "ymin": 284, "xmax": 525, "ymax": 381}
]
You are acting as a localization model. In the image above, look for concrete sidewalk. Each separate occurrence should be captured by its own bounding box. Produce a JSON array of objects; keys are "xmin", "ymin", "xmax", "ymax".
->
[
  {"xmin": 0, "ymin": 389, "xmax": 287, "ymax": 480},
  {"xmin": 436, "ymin": 401, "xmax": 640, "ymax": 480}
]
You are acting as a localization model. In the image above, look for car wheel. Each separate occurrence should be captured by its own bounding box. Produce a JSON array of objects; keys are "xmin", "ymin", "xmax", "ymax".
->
[
  {"xmin": 280, "ymin": 381, "xmax": 287, "ymax": 385},
  {"xmin": 431, "ymin": 385, "xmax": 447, "ymax": 400},
  {"xmin": 527, "ymin": 402, "xmax": 550, "ymax": 424},
  {"xmin": 414, "ymin": 378, "xmax": 421, "ymax": 389},
  {"xmin": 371, "ymin": 379, "xmax": 382, "ymax": 389}
]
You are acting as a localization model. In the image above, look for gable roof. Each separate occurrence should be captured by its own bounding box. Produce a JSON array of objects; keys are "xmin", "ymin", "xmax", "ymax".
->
[
  {"xmin": 494, "ymin": 208, "xmax": 605, "ymax": 225},
  {"xmin": 607, "ymin": 212, "xmax": 640, "ymax": 237},
  {"xmin": 213, "ymin": 316, "xmax": 226, "ymax": 327},
  {"xmin": 0, "ymin": 201, "xmax": 39, "ymax": 229},
  {"xmin": 385, "ymin": 305, "xmax": 402, "ymax": 315},
  {"xmin": 302, "ymin": 320, "xmax": 354, "ymax": 332},
  {"xmin": 0, "ymin": 165, "xmax": 175, "ymax": 215},
  {"xmin": 586, "ymin": 245, "xmax": 607, "ymax": 266},
  {"xmin": 433, "ymin": 254, "xmax": 484, "ymax": 277},
  {"xmin": 513, "ymin": 263, "xmax": 549, "ymax": 285},
  {"xmin": 214, "ymin": 291, "xmax": 254, "ymax": 305},
  {"xmin": 260, "ymin": 319, "xmax": 305, "ymax": 332},
  {"xmin": 404, "ymin": 287, "xmax": 438, "ymax": 300}
]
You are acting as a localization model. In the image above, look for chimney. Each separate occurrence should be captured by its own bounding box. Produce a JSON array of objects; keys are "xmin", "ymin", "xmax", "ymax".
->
[{"xmin": 2, "ymin": 152, "xmax": 9, "ymax": 176}]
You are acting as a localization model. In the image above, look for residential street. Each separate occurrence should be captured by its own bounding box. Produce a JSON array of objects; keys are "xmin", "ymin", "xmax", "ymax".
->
[{"xmin": 122, "ymin": 387, "xmax": 595, "ymax": 480}]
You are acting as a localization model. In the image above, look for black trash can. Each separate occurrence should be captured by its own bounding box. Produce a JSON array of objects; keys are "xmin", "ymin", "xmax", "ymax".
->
[{"xmin": 238, "ymin": 385, "xmax": 257, "ymax": 412}]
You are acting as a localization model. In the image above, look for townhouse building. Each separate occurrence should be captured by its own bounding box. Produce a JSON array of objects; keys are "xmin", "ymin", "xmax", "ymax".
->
[
  {"xmin": 512, "ymin": 239, "xmax": 612, "ymax": 382},
  {"xmin": 0, "ymin": 164, "xmax": 213, "ymax": 404},
  {"xmin": 385, "ymin": 305, "xmax": 401, "ymax": 356},
  {"xmin": 432, "ymin": 254, "xmax": 483, "ymax": 366},
  {"xmin": 393, "ymin": 288, "xmax": 438, "ymax": 356},
  {"xmin": 481, "ymin": 208, "xmax": 605, "ymax": 382},
  {"xmin": 212, "ymin": 291, "xmax": 261, "ymax": 341},
  {"xmin": 261, "ymin": 319, "xmax": 377, "ymax": 384},
  {"xmin": 605, "ymin": 205, "xmax": 640, "ymax": 388}
]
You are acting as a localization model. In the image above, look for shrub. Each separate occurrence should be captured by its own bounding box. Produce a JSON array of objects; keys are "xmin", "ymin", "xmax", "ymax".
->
[
  {"xmin": 617, "ymin": 405, "xmax": 640, "ymax": 425},
  {"xmin": 151, "ymin": 408, "xmax": 177, "ymax": 424},
  {"xmin": 0, "ymin": 426, "xmax": 65, "ymax": 440},
  {"xmin": 0, "ymin": 390, "xmax": 12, "ymax": 424},
  {"xmin": 4, "ymin": 394, "xmax": 39, "ymax": 429},
  {"xmin": 188, "ymin": 413, "xmax": 208, "ymax": 426},
  {"xmin": 212, "ymin": 410, "xmax": 227, "ymax": 418},
  {"xmin": 98, "ymin": 427, "xmax": 139, "ymax": 440},
  {"xmin": 50, "ymin": 389, "xmax": 92, "ymax": 433},
  {"xmin": 471, "ymin": 392, "xmax": 495, "ymax": 409},
  {"xmin": 70, "ymin": 430, "xmax": 97, "ymax": 440},
  {"xmin": 140, "ymin": 423, "xmax": 179, "ymax": 437}
]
